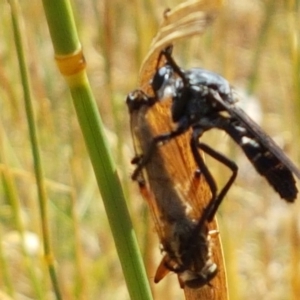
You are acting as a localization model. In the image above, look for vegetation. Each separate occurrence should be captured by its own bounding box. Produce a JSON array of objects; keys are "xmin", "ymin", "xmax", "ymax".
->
[{"xmin": 0, "ymin": 0, "xmax": 299, "ymax": 299}]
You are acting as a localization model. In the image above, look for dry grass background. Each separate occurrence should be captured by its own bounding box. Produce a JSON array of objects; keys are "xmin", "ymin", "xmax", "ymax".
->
[{"xmin": 0, "ymin": 0, "xmax": 300, "ymax": 299}]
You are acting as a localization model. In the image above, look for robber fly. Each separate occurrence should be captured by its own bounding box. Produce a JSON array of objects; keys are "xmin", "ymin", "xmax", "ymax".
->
[
  {"xmin": 127, "ymin": 45, "xmax": 300, "ymax": 223},
  {"xmin": 127, "ymin": 89, "xmax": 223, "ymax": 290}
]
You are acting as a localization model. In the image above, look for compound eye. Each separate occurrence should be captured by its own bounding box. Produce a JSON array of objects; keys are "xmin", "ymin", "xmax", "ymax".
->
[{"xmin": 151, "ymin": 65, "xmax": 173, "ymax": 95}]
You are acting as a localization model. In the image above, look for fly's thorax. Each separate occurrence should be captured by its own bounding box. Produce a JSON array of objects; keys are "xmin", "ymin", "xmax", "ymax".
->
[
  {"xmin": 186, "ymin": 68, "xmax": 233, "ymax": 103},
  {"xmin": 172, "ymin": 84, "xmax": 226, "ymax": 126}
]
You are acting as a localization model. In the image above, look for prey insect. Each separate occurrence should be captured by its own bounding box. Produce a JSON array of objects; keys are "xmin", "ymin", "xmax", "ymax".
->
[
  {"xmin": 127, "ymin": 89, "xmax": 224, "ymax": 290},
  {"xmin": 127, "ymin": 45, "xmax": 300, "ymax": 223}
]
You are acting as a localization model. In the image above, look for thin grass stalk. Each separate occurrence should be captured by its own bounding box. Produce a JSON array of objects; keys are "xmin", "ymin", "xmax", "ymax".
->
[
  {"xmin": 287, "ymin": 0, "xmax": 300, "ymax": 156},
  {"xmin": 0, "ymin": 225, "xmax": 15, "ymax": 298},
  {"xmin": 0, "ymin": 125, "xmax": 45, "ymax": 299},
  {"xmin": 69, "ymin": 179, "xmax": 88, "ymax": 299},
  {"xmin": 40, "ymin": 1, "xmax": 152, "ymax": 299},
  {"xmin": 287, "ymin": 2, "xmax": 300, "ymax": 297},
  {"xmin": 246, "ymin": 0, "xmax": 276, "ymax": 95},
  {"xmin": 1, "ymin": 172, "xmax": 43, "ymax": 298},
  {"xmin": 289, "ymin": 212, "xmax": 300, "ymax": 300},
  {"xmin": 133, "ymin": 0, "xmax": 158, "ymax": 68},
  {"xmin": 7, "ymin": 1, "xmax": 62, "ymax": 299},
  {"xmin": 101, "ymin": 1, "xmax": 130, "ymax": 199}
]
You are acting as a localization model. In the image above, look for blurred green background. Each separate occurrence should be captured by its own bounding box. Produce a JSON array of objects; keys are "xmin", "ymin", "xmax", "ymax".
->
[{"xmin": 0, "ymin": 0, "xmax": 299, "ymax": 299}]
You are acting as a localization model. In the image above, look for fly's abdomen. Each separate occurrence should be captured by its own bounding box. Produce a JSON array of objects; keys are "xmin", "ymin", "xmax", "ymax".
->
[{"xmin": 238, "ymin": 135, "xmax": 297, "ymax": 202}]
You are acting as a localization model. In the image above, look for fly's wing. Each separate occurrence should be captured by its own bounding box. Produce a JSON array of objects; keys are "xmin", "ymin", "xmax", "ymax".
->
[
  {"xmin": 214, "ymin": 92, "xmax": 300, "ymax": 179},
  {"xmin": 131, "ymin": 95, "xmax": 227, "ymax": 298},
  {"xmin": 211, "ymin": 90, "xmax": 300, "ymax": 201},
  {"xmin": 130, "ymin": 98, "xmax": 198, "ymax": 249},
  {"xmin": 129, "ymin": 105, "xmax": 170, "ymax": 247},
  {"xmin": 141, "ymin": 97, "xmax": 216, "ymax": 223}
]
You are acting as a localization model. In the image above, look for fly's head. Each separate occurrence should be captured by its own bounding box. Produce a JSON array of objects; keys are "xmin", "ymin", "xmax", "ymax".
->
[
  {"xmin": 178, "ymin": 260, "xmax": 218, "ymax": 289},
  {"xmin": 126, "ymin": 89, "xmax": 156, "ymax": 113},
  {"xmin": 155, "ymin": 220, "xmax": 218, "ymax": 289},
  {"xmin": 177, "ymin": 224, "xmax": 218, "ymax": 288}
]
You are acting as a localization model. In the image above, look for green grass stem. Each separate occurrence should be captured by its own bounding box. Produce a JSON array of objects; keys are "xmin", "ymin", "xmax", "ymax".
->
[
  {"xmin": 40, "ymin": 0, "xmax": 153, "ymax": 299},
  {"xmin": 8, "ymin": 0, "xmax": 62, "ymax": 298}
]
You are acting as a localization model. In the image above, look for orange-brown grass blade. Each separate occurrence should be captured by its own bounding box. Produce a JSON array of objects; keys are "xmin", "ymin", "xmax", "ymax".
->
[
  {"xmin": 129, "ymin": 92, "xmax": 228, "ymax": 299},
  {"xmin": 128, "ymin": 1, "xmax": 227, "ymax": 298}
]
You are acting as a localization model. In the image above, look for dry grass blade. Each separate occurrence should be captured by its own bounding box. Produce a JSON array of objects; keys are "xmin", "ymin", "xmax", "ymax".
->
[
  {"xmin": 140, "ymin": 0, "xmax": 224, "ymax": 83},
  {"xmin": 128, "ymin": 1, "xmax": 229, "ymax": 298},
  {"xmin": 130, "ymin": 92, "xmax": 228, "ymax": 299},
  {"xmin": 160, "ymin": 0, "xmax": 223, "ymax": 24}
]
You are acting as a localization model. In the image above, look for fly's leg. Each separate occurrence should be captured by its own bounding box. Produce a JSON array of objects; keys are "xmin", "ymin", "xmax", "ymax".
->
[
  {"xmin": 190, "ymin": 134, "xmax": 238, "ymax": 223},
  {"xmin": 131, "ymin": 128, "xmax": 186, "ymax": 181},
  {"xmin": 160, "ymin": 46, "xmax": 189, "ymax": 85}
]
